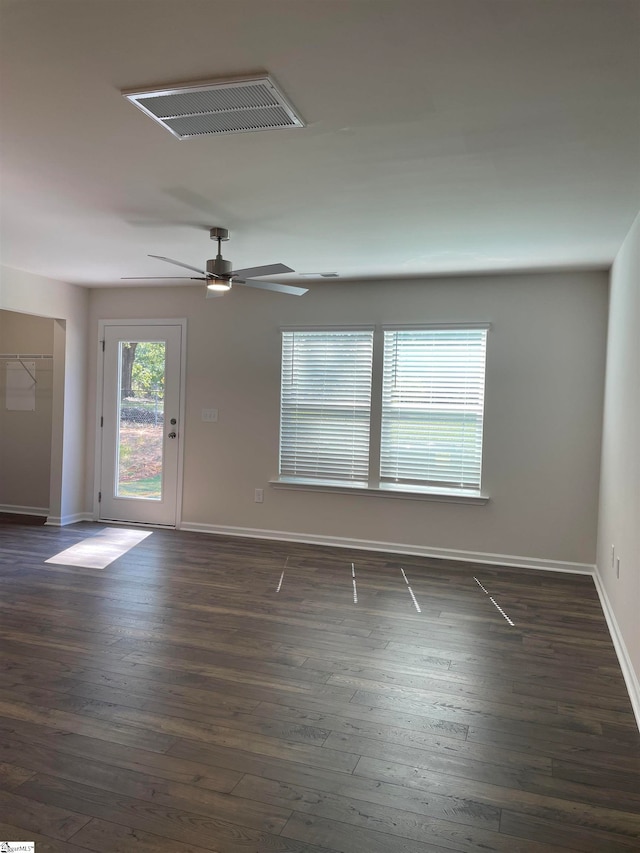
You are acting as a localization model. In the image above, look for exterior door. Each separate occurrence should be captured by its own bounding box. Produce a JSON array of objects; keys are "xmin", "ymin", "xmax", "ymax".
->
[{"xmin": 99, "ymin": 323, "xmax": 183, "ymax": 525}]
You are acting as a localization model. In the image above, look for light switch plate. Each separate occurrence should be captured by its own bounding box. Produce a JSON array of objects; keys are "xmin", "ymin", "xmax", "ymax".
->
[{"xmin": 202, "ymin": 408, "xmax": 218, "ymax": 422}]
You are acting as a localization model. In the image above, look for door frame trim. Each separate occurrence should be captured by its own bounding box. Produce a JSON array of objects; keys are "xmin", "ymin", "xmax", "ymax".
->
[{"xmin": 93, "ymin": 318, "xmax": 187, "ymax": 526}]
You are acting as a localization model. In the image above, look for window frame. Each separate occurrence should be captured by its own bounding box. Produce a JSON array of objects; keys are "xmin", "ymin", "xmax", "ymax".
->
[
  {"xmin": 273, "ymin": 323, "xmax": 490, "ymax": 505},
  {"xmin": 380, "ymin": 325, "xmax": 488, "ymax": 492},
  {"xmin": 278, "ymin": 327, "xmax": 375, "ymax": 486}
]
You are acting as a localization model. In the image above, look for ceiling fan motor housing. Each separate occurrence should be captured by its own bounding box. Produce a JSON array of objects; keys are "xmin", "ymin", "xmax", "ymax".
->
[
  {"xmin": 209, "ymin": 227, "xmax": 229, "ymax": 241},
  {"xmin": 207, "ymin": 257, "xmax": 232, "ymax": 277}
]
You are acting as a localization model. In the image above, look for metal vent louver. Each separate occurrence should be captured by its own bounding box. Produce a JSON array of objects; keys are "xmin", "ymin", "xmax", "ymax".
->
[{"xmin": 123, "ymin": 75, "xmax": 304, "ymax": 140}]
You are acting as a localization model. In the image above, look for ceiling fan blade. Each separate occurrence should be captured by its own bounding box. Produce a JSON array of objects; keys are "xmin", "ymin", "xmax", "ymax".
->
[
  {"xmin": 236, "ymin": 279, "xmax": 308, "ymax": 296},
  {"xmin": 229, "ymin": 263, "xmax": 294, "ymax": 279},
  {"xmin": 122, "ymin": 276, "xmax": 207, "ymax": 280},
  {"xmin": 148, "ymin": 254, "xmax": 208, "ymax": 276}
]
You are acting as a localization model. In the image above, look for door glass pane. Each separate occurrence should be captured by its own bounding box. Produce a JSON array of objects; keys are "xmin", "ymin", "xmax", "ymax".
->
[{"xmin": 116, "ymin": 341, "xmax": 165, "ymax": 499}]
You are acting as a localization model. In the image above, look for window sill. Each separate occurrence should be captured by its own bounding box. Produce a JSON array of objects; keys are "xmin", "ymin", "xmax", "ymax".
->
[{"xmin": 269, "ymin": 478, "xmax": 489, "ymax": 505}]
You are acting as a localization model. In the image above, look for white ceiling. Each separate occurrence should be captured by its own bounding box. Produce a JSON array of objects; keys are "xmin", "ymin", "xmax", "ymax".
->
[{"xmin": 1, "ymin": 0, "xmax": 639, "ymax": 287}]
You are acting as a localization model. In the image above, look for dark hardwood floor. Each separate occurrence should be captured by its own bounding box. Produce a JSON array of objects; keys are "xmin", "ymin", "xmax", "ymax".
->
[{"xmin": 0, "ymin": 518, "xmax": 638, "ymax": 852}]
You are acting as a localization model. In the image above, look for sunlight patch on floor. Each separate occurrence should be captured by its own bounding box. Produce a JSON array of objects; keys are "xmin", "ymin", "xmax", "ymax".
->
[{"xmin": 45, "ymin": 527, "xmax": 152, "ymax": 569}]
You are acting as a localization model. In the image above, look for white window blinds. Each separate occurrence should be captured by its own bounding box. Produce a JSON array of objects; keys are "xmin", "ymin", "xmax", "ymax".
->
[
  {"xmin": 381, "ymin": 328, "xmax": 487, "ymax": 490},
  {"xmin": 280, "ymin": 330, "xmax": 374, "ymax": 483}
]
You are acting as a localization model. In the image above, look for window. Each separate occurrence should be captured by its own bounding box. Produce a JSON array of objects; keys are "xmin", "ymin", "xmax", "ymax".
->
[
  {"xmin": 381, "ymin": 328, "xmax": 487, "ymax": 491},
  {"xmin": 279, "ymin": 330, "xmax": 374, "ymax": 484},
  {"xmin": 278, "ymin": 325, "xmax": 488, "ymax": 498}
]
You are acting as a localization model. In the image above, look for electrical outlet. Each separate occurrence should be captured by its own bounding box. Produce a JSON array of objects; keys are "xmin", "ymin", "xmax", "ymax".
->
[
  {"xmin": 616, "ymin": 557, "xmax": 620, "ymax": 579},
  {"xmin": 254, "ymin": 488, "xmax": 264, "ymax": 503},
  {"xmin": 202, "ymin": 408, "xmax": 218, "ymax": 422}
]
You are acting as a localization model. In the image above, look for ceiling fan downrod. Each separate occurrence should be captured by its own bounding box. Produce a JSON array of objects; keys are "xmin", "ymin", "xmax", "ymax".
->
[{"xmin": 206, "ymin": 227, "xmax": 232, "ymax": 289}]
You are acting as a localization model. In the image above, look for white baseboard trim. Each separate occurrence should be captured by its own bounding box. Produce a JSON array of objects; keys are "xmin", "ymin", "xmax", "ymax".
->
[
  {"xmin": 0, "ymin": 504, "xmax": 48, "ymax": 517},
  {"xmin": 178, "ymin": 521, "xmax": 595, "ymax": 575},
  {"xmin": 592, "ymin": 569, "xmax": 640, "ymax": 732},
  {"xmin": 45, "ymin": 512, "xmax": 93, "ymax": 527}
]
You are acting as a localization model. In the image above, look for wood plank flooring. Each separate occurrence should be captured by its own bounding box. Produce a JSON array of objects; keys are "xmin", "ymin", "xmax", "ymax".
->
[{"xmin": 0, "ymin": 518, "xmax": 638, "ymax": 852}]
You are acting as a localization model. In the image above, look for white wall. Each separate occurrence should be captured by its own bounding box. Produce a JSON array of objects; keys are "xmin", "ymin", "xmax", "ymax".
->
[
  {"xmin": 0, "ymin": 266, "xmax": 89, "ymax": 524},
  {"xmin": 0, "ymin": 310, "xmax": 54, "ymax": 512},
  {"xmin": 88, "ymin": 269, "xmax": 608, "ymax": 568},
  {"xmin": 596, "ymin": 211, "xmax": 640, "ymax": 716}
]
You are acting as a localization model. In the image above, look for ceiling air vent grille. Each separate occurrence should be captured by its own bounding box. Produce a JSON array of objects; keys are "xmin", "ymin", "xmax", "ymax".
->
[{"xmin": 123, "ymin": 75, "xmax": 304, "ymax": 140}]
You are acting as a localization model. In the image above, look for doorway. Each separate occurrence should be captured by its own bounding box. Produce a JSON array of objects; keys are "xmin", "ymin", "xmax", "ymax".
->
[{"xmin": 97, "ymin": 321, "xmax": 185, "ymax": 526}]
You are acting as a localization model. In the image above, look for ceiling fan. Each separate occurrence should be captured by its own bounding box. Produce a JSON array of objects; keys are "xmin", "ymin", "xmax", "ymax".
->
[{"xmin": 123, "ymin": 227, "xmax": 308, "ymax": 297}]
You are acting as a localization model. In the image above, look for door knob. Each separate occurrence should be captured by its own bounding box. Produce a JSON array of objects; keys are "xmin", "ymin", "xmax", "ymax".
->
[{"xmin": 168, "ymin": 431, "xmax": 177, "ymax": 439}]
